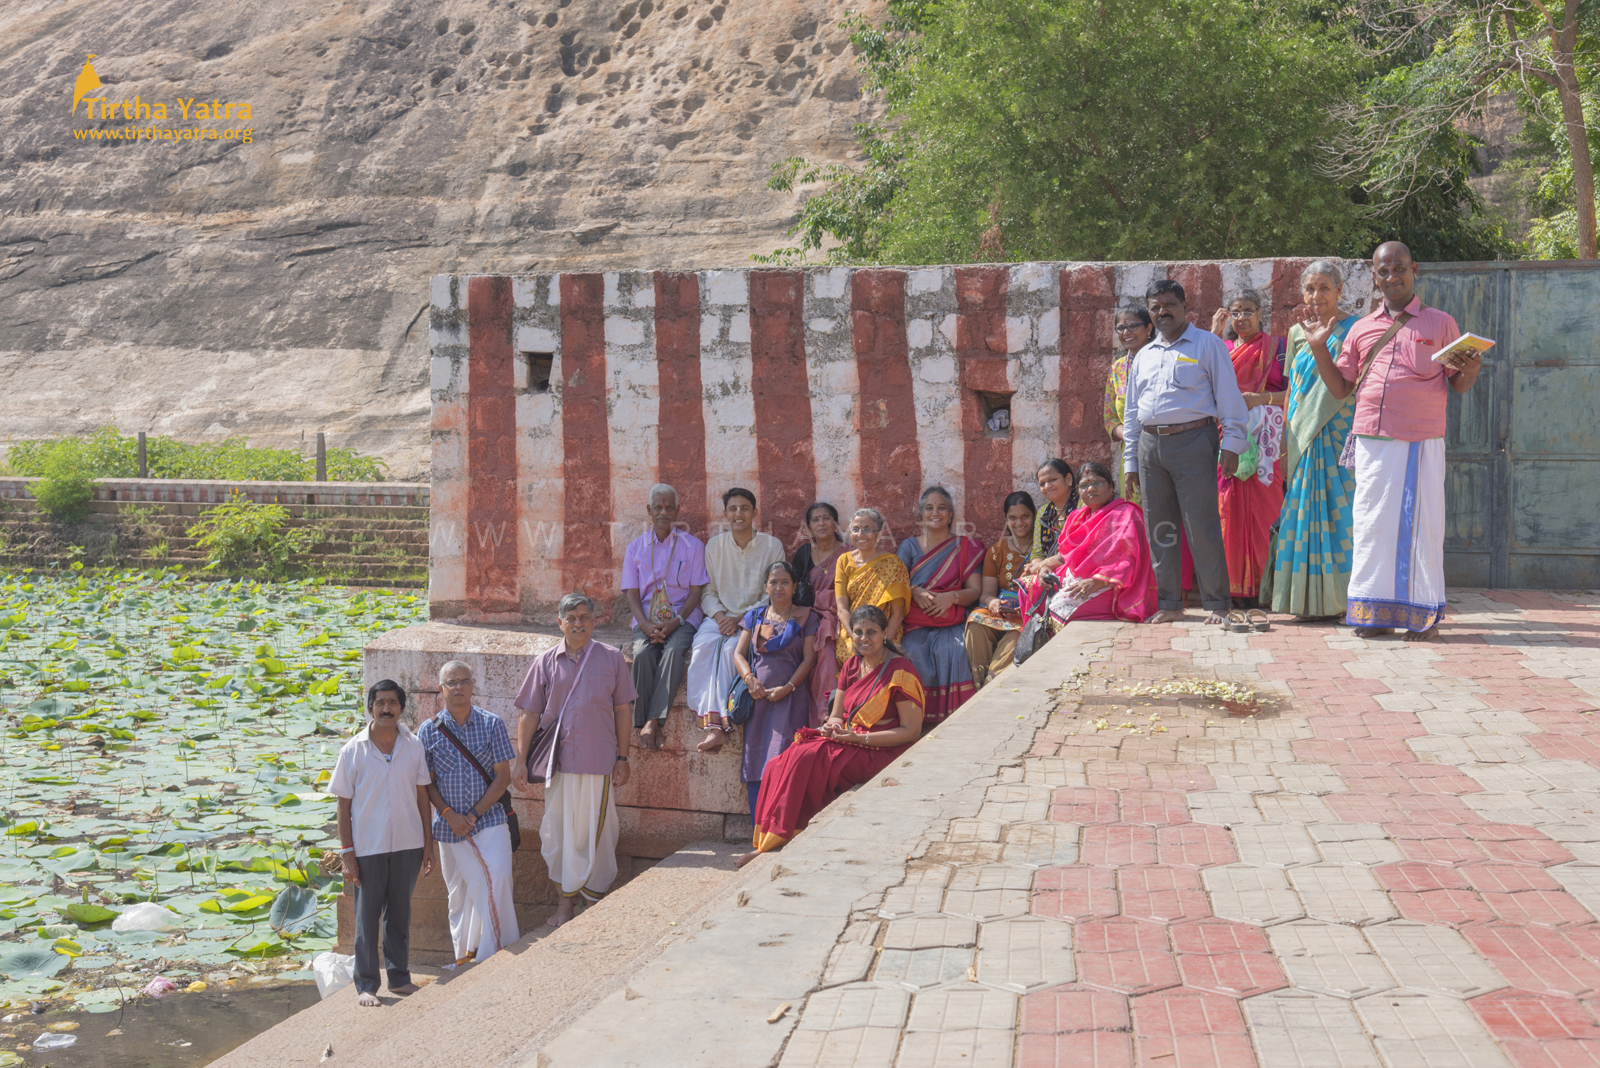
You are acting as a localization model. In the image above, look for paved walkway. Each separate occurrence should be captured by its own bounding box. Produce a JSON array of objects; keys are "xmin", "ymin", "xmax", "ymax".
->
[{"xmin": 774, "ymin": 588, "xmax": 1600, "ymax": 1067}]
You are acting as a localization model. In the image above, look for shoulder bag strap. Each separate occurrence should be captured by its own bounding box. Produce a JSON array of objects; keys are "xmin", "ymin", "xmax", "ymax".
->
[
  {"xmin": 437, "ymin": 720, "xmax": 494, "ymax": 787},
  {"xmin": 1350, "ymin": 311, "xmax": 1412, "ymax": 398},
  {"xmin": 537, "ymin": 643, "xmax": 594, "ymax": 779}
]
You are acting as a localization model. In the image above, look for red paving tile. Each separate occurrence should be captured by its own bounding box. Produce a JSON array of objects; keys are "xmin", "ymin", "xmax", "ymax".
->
[
  {"xmin": 1482, "ymin": 891, "xmax": 1598, "ymax": 929},
  {"xmin": 1016, "ymin": 1031, "xmax": 1135, "ymax": 1068},
  {"xmin": 1485, "ymin": 837, "xmax": 1578, "ymax": 866},
  {"xmin": 1464, "ymin": 823, "xmax": 1550, "ymax": 842},
  {"xmin": 1118, "ymin": 865, "xmax": 1210, "ymax": 925},
  {"xmin": 1375, "ymin": 862, "xmax": 1471, "ymax": 892},
  {"xmin": 1085, "ymin": 760, "xmax": 1152, "ymax": 791},
  {"xmin": 1554, "ymin": 925, "xmax": 1600, "ymax": 962},
  {"xmin": 1076, "ymin": 920, "xmax": 1181, "ymax": 995},
  {"xmin": 1175, "ymin": 950, "xmax": 1288, "ymax": 998},
  {"xmin": 1529, "ymin": 735, "xmax": 1600, "ymax": 763},
  {"xmin": 1397, "ymin": 836, "xmax": 1490, "ymax": 865},
  {"xmin": 1345, "ymin": 737, "xmax": 1420, "ymax": 764},
  {"xmin": 1291, "ymin": 739, "xmax": 1358, "ymax": 764},
  {"xmin": 1155, "ymin": 824, "xmax": 1238, "ymax": 868},
  {"xmin": 1032, "ymin": 865, "xmax": 1119, "ymax": 923},
  {"xmin": 1465, "ymin": 865, "xmax": 1567, "ymax": 895},
  {"xmin": 1466, "ymin": 928, "xmax": 1600, "ymax": 998},
  {"xmin": 1473, "ymin": 987, "xmax": 1600, "ymax": 1039},
  {"xmin": 1052, "ymin": 786, "xmax": 1121, "ymax": 825},
  {"xmin": 1018, "ymin": 984, "xmax": 1131, "ymax": 1034},
  {"xmin": 1147, "ymin": 763, "xmax": 1218, "ymax": 793},
  {"xmin": 1080, "ymin": 824, "xmax": 1159, "ymax": 867},
  {"xmin": 1131, "ymin": 991, "xmax": 1257, "ymax": 1068},
  {"xmin": 1394, "ymin": 762, "xmax": 1488, "ymax": 793},
  {"xmin": 1118, "ymin": 790, "xmax": 1193, "ymax": 827},
  {"xmin": 1392, "ymin": 887, "xmax": 1494, "ymax": 927}
]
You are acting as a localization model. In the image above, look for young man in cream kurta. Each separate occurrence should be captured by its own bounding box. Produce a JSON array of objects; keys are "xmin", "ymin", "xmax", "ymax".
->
[{"xmin": 686, "ymin": 487, "xmax": 785, "ymax": 753}]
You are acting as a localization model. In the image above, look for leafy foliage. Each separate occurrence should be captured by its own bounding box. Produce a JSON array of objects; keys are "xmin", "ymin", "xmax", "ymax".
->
[
  {"xmin": 30, "ymin": 446, "xmax": 96, "ymax": 524},
  {"xmin": 7, "ymin": 427, "xmax": 388, "ymax": 483},
  {"xmin": 187, "ymin": 495, "xmax": 315, "ymax": 578},
  {"xmin": 0, "ymin": 568, "xmax": 426, "ymax": 1007}
]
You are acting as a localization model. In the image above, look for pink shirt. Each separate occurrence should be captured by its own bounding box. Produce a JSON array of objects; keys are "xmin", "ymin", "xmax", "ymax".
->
[
  {"xmin": 619, "ymin": 529, "xmax": 710, "ymax": 630},
  {"xmin": 513, "ymin": 640, "xmax": 637, "ymax": 776},
  {"xmin": 1335, "ymin": 296, "xmax": 1461, "ymax": 442}
]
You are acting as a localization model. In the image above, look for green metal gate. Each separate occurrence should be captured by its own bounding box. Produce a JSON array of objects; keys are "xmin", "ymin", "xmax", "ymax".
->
[{"xmin": 1418, "ymin": 261, "xmax": 1600, "ymax": 589}]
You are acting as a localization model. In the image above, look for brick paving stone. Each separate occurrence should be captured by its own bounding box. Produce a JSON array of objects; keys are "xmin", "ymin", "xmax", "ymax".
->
[
  {"xmin": 1083, "ymin": 759, "xmax": 1150, "ymax": 791},
  {"xmin": 1316, "ymin": 836, "xmax": 1407, "ymax": 867},
  {"xmin": 1463, "ymin": 926, "xmax": 1600, "ymax": 997},
  {"xmin": 1187, "ymin": 791, "xmax": 1264, "ymax": 826},
  {"xmin": 1396, "ymin": 836, "xmax": 1491, "ymax": 866},
  {"xmin": 1394, "ymin": 762, "xmax": 1489, "ymax": 794},
  {"xmin": 1270, "ymin": 762, "xmax": 1348, "ymax": 796},
  {"xmin": 1147, "ymin": 763, "xmax": 1218, "ymax": 792},
  {"xmin": 1326, "ymin": 792, "xmax": 1415, "ymax": 824},
  {"xmin": 1295, "ymin": 738, "xmax": 1360, "ymax": 764},
  {"xmin": 1473, "ymin": 988, "xmax": 1600, "ymax": 1043},
  {"xmin": 1470, "ymin": 709, "xmax": 1545, "ymax": 734},
  {"xmin": 1289, "ymin": 864, "xmax": 1401, "ymax": 926},
  {"xmin": 1131, "ymin": 990, "xmax": 1258, "ymax": 1068},
  {"xmin": 874, "ymin": 947, "xmax": 977, "ymax": 989},
  {"xmin": 1537, "ymin": 791, "xmax": 1600, "ymax": 824},
  {"xmin": 1156, "ymin": 823, "xmax": 1240, "ymax": 868},
  {"xmin": 1079, "ymin": 824, "xmax": 1159, "ymax": 867},
  {"xmin": 974, "ymin": 918, "xmax": 1075, "ymax": 992},
  {"xmin": 1118, "ymin": 864, "xmax": 1211, "ymax": 925},
  {"xmin": 1241, "ymin": 991, "xmax": 1385, "ymax": 1067},
  {"xmin": 1021, "ymin": 757, "xmax": 1088, "ymax": 788},
  {"xmin": 799, "ymin": 984, "xmax": 914, "ymax": 1030},
  {"xmin": 979, "ymin": 797, "xmax": 1054, "ymax": 824},
  {"xmin": 880, "ymin": 866, "xmax": 956, "ymax": 918},
  {"xmin": 1117, "ymin": 789, "xmax": 1193, "ymax": 827},
  {"xmin": 1363, "ymin": 922, "xmax": 1509, "ymax": 998},
  {"xmin": 1392, "ymin": 888, "xmax": 1495, "ymax": 928},
  {"xmin": 1202, "ymin": 864, "xmax": 1306, "ymax": 926},
  {"xmin": 1464, "ymin": 863, "xmax": 1568, "ymax": 895},
  {"xmin": 1410, "ymin": 734, "xmax": 1481, "ymax": 765},
  {"xmin": 823, "ymin": 943, "xmax": 880, "ymax": 987},
  {"xmin": 779, "ymin": 1026, "xmax": 902, "ymax": 1068},
  {"xmin": 1356, "ymin": 994, "xmax": 1515, "ymax": 1068},
  {"xmin": 905, "ymin": 984, "xmax": 1018, "ymax": 1030},
  {"xmin": 1267, "ymin": 921, "xmax": 1397, "ymax": 999},
  {"xmin": 1376, "ymin": 862, "xmax": 1473, "ymax": 893},
  {"xmin": 1256, "ymin": 792, "xmax": 1342, "ymax": 825},
  {"xmin": 1483, "ymin": 835, "xmax": 1577, "ymax": 867},
  {"xmin": 947, "ymin": 818, "xmax": 1006, "ymax": 842},
  {"xmin": 1551, "ymin": 867, "xmax": 1600, "ymax": 918},
  {"xmin": 1074, "ymin": 919, "xmax": 1181, "ymax": 995},
  {"xmin": 998, "ymin": 823, "xmax": 1081, "ymax": 868},
  {"xmin": 894, "ymin": 1029, "xmax": 1013, "ymax": 1068},
  {"xmin": 1206, "ymin": 762, "xmax": 1280, "ymax": 794},
  {"xmin": 1468, "ymin": 764, "xmax": 1563, "ymax": 796},
  {"xmin": 1347, "ymin": 738, "xmax": 1420, "ymax": 764},
  {"xmin": 1466, "ymin": 735, "xmax": 1541, "ymax": 763},
  {"xmin": 1049, "ymin": 786, "xmax": 1120, "ymax": 825},
  {"xmin": 1175, "ymin": 946, "xmax": 1287, "ymax": 998},
  {"xmin": 1031, "ymin": 865, "xmax": 1119, "ymax": 923},
  {"xmin": 1016, "ymin": 983, "xmax": 1130, "ymax": 1034},
  {"xmin": 1529, "ymin": 759, "xmax": 1600, "ymax": 793},
  {"xmin": 1415, "ymin": 709, "xmax": 1487, "ymax": 735},
  {"xmin": 1014, "ymin": 1031, "xmax": 1133, "ymax": 1068},
  {"xmin": 883, "ymin": 916, "xmax": 980, "ymax": 951},
  {"xmin": 1231, "ymin": 823, "xmax": 1322, "ymax": 868}
]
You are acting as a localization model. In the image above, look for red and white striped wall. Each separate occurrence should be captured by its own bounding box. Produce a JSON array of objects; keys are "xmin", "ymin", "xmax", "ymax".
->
[{"xmin": 428, "ymin": 259, "xmax": 1373, "ymax": 622}]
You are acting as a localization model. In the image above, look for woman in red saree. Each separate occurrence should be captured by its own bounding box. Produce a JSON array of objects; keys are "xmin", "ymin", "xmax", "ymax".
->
[
  {"xmin": 1018, "ymin": 462, "xmax": 1158, "ymax": 627},
  {"xmin": 740, "ymin": 605, "xmax": 925, "ymax": 864},
  {"xmin": 1210, "ymin": 290, "xmax": 1288, "ymax": 604},
  {"xmin": 896, "ymin": 486, "xmax": 984, "ymax": 725}
]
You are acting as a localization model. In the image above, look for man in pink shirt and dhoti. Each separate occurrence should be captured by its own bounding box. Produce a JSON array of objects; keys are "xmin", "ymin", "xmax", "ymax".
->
[{"xmin": 1301, "ymin": 241, "xmax": 1485, "ymax": 641}]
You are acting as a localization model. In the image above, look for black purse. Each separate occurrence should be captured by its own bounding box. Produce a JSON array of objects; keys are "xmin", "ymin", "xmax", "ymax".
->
[
  {"xmin": 1013, "ymin": 574, "xmax": 1061, "ymax": 667},
  {"xmin": 437, "ymin": 723, "xmax": 521, "ymax": 852},
  {"xmin": 726, "ymin": 676, "xmax": 756, "ymax": 726},
  {"xmin": 791, "ymin": 546, "xmax": 816, "ymax": 607}
]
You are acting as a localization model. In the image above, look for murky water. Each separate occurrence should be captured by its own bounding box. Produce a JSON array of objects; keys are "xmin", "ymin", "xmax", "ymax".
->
[{"xmin": 9, "ymin": 983, "xmax": 318, "ymax": 1068}]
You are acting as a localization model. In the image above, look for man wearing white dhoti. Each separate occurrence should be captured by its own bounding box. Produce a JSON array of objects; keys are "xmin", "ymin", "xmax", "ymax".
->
[
  {"xmin": 514, "ymin": 593, "xmax": 636, "ymax": 928},
  {"xmin": 686, "ymin": 488, "xmax": 785, "ymax": 753},
  {"xmin": 1302, "ymin": 241, "xmax": 1484, "ymax": 642},
  {"xmin": 419, "ymin": 661, "xmax": 519, "ymax": 964}
]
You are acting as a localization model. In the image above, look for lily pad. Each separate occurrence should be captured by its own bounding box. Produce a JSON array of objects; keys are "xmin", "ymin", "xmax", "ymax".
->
[
  {"xmin": 268, "ymin": 886, "xmax": 318, "ymax": 935},
  {"xmin": 63, "ymin": 903, "xmax": 117, "ymax": 925},
  {"xmin": 0, "ymin": 945, "xmax": 69, "ymax": 978}
]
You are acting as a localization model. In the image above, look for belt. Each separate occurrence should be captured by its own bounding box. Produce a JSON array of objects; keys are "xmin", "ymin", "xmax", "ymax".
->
[{"xmin": 1143, "ymin": 416, "xmax": 1216, "ymax": 436}]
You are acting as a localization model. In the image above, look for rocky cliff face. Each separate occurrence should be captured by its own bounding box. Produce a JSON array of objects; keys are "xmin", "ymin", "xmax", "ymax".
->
[{"xmin": 0, "ymin": 0, "xmax": 880, "ymax": 477}]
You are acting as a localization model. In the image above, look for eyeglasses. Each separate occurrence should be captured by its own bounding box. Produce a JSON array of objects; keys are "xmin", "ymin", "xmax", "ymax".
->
[
  {"xmin": 1114, "ymin": 323, "xmax": 1146, "ymax": 333},
  {"xmin": 1078, "ymin": 478, "xmax": 1111, "ymax": 489}
]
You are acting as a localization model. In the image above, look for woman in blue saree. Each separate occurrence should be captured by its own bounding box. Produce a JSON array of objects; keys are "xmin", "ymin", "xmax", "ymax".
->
[
  {"xmin": 1263, "ymin": 260, "xmax": 1360, "ymax": 620},
  {"xmin": 897, "ymin": 486, "xmax": 984, "ymax": 726}
]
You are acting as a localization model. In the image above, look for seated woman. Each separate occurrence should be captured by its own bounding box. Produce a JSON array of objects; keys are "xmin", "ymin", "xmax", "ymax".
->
[
  {"xmin": 791, "ymin": 503, "xmax": 845, "ymax": 728},
  {"xmin": 898, "ymin": 486, "xmax": 984, "ymax": 725},
  {"xmin": 739, "ymin": 605, "xmax": 924, "ymax": 866},
  {"xmin": 731, "ymin": 562, "xmax": 818, "ymax": 811},
  {"xmin": 1018, "ymin": 462, "xmax": 1158, "ymax": 630},
  {"xmin": 834, "ymin": 507, "xmax": 911, "ymax": 659},
  {"xmin": 1029, "ymin": 459, "xmax": 1077, "ymax": 560},
  {"xmin": 964, "ymin": 491, "xmax": 1036, "ymax": 689}
]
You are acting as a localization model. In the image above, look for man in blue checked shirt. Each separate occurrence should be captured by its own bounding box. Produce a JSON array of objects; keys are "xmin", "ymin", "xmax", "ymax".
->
[{"xmin": 419, "ymin": 661, "xmax": 519, "ymax": 965}]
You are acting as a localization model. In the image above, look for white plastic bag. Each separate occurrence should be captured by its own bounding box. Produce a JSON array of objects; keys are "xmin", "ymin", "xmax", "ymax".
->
[
  {"xmin": 34, "ymin": 1034, "xmax": 77, "ymax": 1051},
  {"xmin": 113, "ymin": 902, "xmax": 182, "ymax": 933},
  {"xmin": 312, "ymin": 951, "xmax": 355, "ymax": 999}
]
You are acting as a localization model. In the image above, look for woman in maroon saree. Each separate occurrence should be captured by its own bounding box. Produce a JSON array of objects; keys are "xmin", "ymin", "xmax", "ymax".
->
[{"xmin": 740, "ymin": 605, "xmax": 925, "ymax": 864}]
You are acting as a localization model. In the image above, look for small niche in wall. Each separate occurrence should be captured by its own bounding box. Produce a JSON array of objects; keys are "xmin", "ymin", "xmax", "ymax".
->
[
  {"xmin": 518, "ymin": 351, "xmax": 553, "ymax": 393},
  {"xmin": 976, "ymin": 390, "xmax": 1013, "ymax": 439}
]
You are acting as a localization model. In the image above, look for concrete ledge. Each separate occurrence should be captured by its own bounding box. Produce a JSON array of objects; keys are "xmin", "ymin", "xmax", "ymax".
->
[{"xmin": 0, "ymin": 476, "xmax": 427, "ymax": 507}]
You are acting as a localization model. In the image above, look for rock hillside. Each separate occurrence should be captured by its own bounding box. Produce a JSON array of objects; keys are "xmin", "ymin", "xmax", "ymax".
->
[{"xmin": 0, "ymin": 0, "xmax": 881, "ymax": 477}]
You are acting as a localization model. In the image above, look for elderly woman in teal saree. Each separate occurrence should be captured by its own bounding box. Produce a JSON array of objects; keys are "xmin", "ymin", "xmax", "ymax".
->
[
  {"xmin": 897, "ymin": 486, "xmax": 984, "ymax": 726},
  {"xmin": 1262, "ymin": 260, "xmax": 1360, "ymax": 620}
]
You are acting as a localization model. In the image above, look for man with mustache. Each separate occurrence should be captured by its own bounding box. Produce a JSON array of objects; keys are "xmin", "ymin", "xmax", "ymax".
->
[
  {"xmin": 331, "ymin": 680, "xmax": 436, "ymax": 1007},
  {"xmin": 1304, "ymin": 241, "xmax": 1479, "ymax": 642},
  {"xmin": 1123, "ymin": 279, "xmax": 1250, "ymax": 626}
]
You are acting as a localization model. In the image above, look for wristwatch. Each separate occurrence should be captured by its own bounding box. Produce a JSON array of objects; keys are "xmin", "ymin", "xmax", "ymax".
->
[{"xmin": 616, "ymin": 755, "xmax": 629, "ymax": 762}]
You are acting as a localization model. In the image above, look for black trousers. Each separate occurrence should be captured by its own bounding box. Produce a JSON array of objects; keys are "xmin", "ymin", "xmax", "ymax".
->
[
  {"xmin": 1137, "ymin": 423, "xmax": 1231, "ymax": 613},
  {"xmin": 353, "ymin": 847, "xmax": 424, "ymax": 994},
  {"xmin": 631, "ymin": 624, "xmax": 693, "ymax": 727}
]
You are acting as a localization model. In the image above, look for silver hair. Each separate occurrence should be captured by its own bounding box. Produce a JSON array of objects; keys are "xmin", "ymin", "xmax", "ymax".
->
[
  {"xmin": 647, "ymin": 483, "xmax": 678, "ymax": 505},
  {"xmin": 438, "ymin": 660, "xmax": 474, "ymax": 684},
  {"xmin": 1227, "ymin": 288, "xmax": 1266, "ymax": 310},
  {"xmin": 850, "ymin": 507, "xmax": 885, "ymax": 532},
  {"xmin": 557, "ymin": 592, "xmax": 595, "ymax": 619},
  {"xmin": 1300, "ymin": 259, "xmax": 1344, "ymax": 289}
]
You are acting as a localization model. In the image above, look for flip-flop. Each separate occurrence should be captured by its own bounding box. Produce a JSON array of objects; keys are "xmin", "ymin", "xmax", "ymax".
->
[
  {"xmin": 1246, "ymin": 609, "xmax": 1272, "ymax": 633},
  {"xmin": 1225, "ymin": 610, "xmax": 1251, "ymax": 633}
]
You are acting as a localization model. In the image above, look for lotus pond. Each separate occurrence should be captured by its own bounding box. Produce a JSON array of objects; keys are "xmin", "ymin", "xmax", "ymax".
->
[{"xmin": 0, "ymin": 567, "xmax": 425, "ymax": 1014}]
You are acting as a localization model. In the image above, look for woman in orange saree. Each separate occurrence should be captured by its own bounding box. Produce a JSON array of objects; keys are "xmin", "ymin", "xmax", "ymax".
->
[
  {"xmin": 1210, "ymin": 289, "xmax": 1288, "ymax": 604},
  {"xmin": 740, "ymin": 605, "xmax": 924, "ymax": 863}
]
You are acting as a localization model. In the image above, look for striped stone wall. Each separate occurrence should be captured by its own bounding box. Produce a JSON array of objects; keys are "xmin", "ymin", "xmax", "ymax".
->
[{"xmin": 428, "ymin": 259, "xmax": 1374, "ymax": 623}]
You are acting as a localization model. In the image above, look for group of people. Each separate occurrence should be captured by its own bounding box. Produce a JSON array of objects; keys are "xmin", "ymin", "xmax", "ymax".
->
[{"xmin": 329, "ymin": 240, "xmax": 1481, "ymax": 1003}]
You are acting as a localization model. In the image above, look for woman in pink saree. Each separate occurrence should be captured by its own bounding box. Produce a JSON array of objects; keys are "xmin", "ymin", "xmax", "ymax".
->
[{"xmin": 1018, "ymin": 462, "xmax": 1158, "ymax": 629}]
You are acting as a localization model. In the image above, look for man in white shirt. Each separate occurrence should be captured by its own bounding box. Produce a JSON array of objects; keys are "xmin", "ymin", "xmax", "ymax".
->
[
  {"xmin": 686, "ymin": 487, "xmax": 785, "ymax": 753},
  {"xmin": 330, "ymin": 680, "xmax": 435, "ymax": 1007}
]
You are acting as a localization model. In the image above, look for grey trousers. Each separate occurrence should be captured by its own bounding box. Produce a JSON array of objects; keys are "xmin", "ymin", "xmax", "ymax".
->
[
  {"xmin": 1137, "ymin": 423, "xmax": 1231, "ymax": 613},
  {"xmin": 631, "ymin": 624, "xmax": 694, "ymax": 727},
  {"xmin": 353, "ymin": 847, "xmax": 424, "ymax": 995}
]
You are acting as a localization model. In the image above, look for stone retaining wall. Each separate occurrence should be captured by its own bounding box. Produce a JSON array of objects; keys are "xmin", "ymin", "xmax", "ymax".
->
[{"xmin": 0, "ymin": 476, "xmax": 427, "ymax": 507}]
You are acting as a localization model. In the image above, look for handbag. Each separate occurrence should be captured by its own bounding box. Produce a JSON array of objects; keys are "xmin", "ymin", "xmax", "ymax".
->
[
  {"xmin": 791, "ymin": 546, "xmax": 816, "ymax": 607},
  {"xmin": 1338, "ymin": 312, "xmax": 1411, "ymax": 469},
  {"xmin": 1014, "ymin": 573, "xmax": 1061, "ymax": 667},
  {"xmin": 726, "ymin": 676, "xmax": 755, "ymax": 726},
  {"xmin": 437, "ymin": 722, "xmax": 521, "ymax": 852},
  {"xmin": 523, "ymin": 643, "xmax": 594, "ymax": 785}
]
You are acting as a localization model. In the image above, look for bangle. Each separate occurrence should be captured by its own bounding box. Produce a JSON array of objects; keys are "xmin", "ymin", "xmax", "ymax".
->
[{"xmin": 339, "ymin": 847, "xmax": 355, "ymax": 854}]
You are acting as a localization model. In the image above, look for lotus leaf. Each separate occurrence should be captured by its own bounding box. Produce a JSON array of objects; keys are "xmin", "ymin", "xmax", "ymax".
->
[
  {"xmin": 0, "ymin": 946, "xmax": 68, "ymax": 978},
  {"xmin": 268, "ymin": 886, "xmax": 318, "ymax": 935},
  {"xmin": 62, "ymin": 903, "xmax": 117, "ymax": 925}
]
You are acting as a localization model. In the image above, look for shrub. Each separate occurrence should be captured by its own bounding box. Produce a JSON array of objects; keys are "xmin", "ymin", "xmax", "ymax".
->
[
  {"xmin": 187, "ymin": 494, "xmax": 315, "ymax": 577},
  {"xmin": 31, "ymin": 444, "xmax": 96, "ymax": 523},
  {"xmin": 6, "ymin": 428, "xmax": 388, "ymax": 482}
]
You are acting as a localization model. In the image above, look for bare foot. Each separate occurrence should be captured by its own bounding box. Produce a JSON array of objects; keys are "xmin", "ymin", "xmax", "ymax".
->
[
  {"xmin": 1353, "ymin": 627, "xmax": 1394, "ymax": 638},
  {"xmin": 1145, "ymin": 609, "xmax": 1187, "ymax": 624},
  {"xmin": 735, "ymin": 851, "xmax": 761, "ymax": 868},
  {"xmin": 357, "ymin": 991, "xmax": 380, "ymax": 1007},
  {"xmin": 696, "ymin": 727, "xmax": 728, "ymax": 754},
  {"xmin": 390, "ymin": 983, "xmax": 420, "ymax": 995},
  {"xmin": 1203, "ymin": 611, "xmax": 1227, "ymax": 626},
  {"xmin": 639, "ymin": 721, "xmax": 662, "ymax": 750},
  {"xmin": 1403, "ymin": 627, "xmax": 1440, "ymax": 643},
  {"xmin": 547, "ymin": 898, "xmax": 576, "ymax": 928}
]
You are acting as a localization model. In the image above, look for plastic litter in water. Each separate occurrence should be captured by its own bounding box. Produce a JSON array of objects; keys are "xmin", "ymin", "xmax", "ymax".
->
[
  {"xmin": 33, "ymin": 1033, "xmax": 77, "ymax": 1051},
  {"xmin": 113, "ymin": 902, "xmax": 181, "ymax": 933},
  {"xmin": 142, "ymin": 976, "xmax": 178, "ymax": 998}
]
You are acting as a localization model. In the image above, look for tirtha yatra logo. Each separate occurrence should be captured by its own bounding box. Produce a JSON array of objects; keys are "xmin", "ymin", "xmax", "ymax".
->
[{"xmin": 70, "ymin": 54, "xmax": 255, "ymax": 144}]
